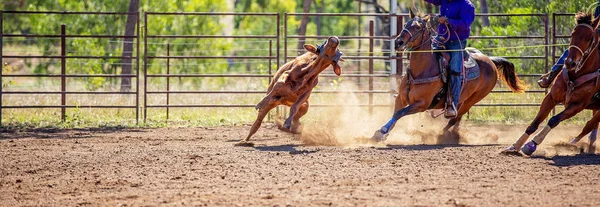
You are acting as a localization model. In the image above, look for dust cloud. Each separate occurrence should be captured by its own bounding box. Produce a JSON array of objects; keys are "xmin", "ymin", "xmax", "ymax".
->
[{"xmin": 297, "ymin": 82, "xmax": 502, "ymax": 147}]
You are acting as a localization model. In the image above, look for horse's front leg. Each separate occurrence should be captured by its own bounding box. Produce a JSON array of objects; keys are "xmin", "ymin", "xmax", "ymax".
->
[
  {"xmin": 521, "ymin": 102, "xmax": 587, "ymax": 155},
  {"xmin": 371, "ymin": 100, "xmax": 429, "ymax": 142},
  {"xmin": 504, "ymin": 94, "xmax": 558, "ymax": 153}
]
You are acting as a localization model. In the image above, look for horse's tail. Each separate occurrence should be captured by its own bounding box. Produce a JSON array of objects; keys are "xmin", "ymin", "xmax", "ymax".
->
[{"xmin": 490, "ymin": 56, "xmax": 527, "ymax": 93}]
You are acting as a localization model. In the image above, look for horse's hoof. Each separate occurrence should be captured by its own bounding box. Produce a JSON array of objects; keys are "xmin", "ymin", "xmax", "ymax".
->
[
  {"xmin": 282, "ymin": 122, "xmax": 292, "ymax": 129},
  {"xmin": 588, "ymin": 145, "xmax": 596, "ymax": 154},
  {"xmin": 521, "ymin": 141, "xmax": 537, "ymax": 156},
  {"xmin": 500, "ymin": 146, "xmax": 521, "ymax": 156},
  {"xmin": 371, "ymin": 130, "xmax": 388, "ymax": 142},
  {"xmin": 234, "ymin": 141, "xmax": 254, "ymax": 147}
]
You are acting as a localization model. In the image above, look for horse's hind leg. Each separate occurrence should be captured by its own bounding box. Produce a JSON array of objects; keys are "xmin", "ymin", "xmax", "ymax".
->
[
  {"xmin": 290, "ymin": 101, "xmax": 309, "ymax": 134},
  {"xmin": 588, "ymin": 111, "xmax": 598, "ymax": 153},
  {"xmin": 589, "ymin": 126, "xmax": 598, "ymax": 154},
  {"xmin": 569, "ymin": 110, "xmax": 600, "ymax": 153},
  {"xmin": 443, "ymin": 116, "xmax": 462, "ymax": 133},
  {"xmin": 443, "ymin": 88, "xmax": 484, "ymax": 133}
]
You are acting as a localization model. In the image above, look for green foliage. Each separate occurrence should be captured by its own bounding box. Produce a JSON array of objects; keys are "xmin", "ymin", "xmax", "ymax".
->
[
  {"xmin": 2, "ymin": 63, "xmax": 15, "ymax": 89},
  {"xmin": 466, "ymin": 0, "xmax": 599, "ymax": 74},
  {"xmin": 143, "ymin": 0, "xmax": 231, "ymax": 88},
  {"xmin": 4, "ymin": 0, "xmax": 600, "ymax": 128},
  {"xmin": 3, "ymin": 0, "xmax": 231, "ymax": 90}
]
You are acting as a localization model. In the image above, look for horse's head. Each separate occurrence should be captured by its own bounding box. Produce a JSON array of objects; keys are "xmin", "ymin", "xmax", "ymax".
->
[
  {"xmin": 395, "ymin": 9, "xmax": 432, "ymax": 51},
  {"xmin": 303, "ymin": 36, "xmax": 344, "ymax": 76},
  {"xmin": 565, "ymin": 12, "xmax": 600, "ymax": 72}
]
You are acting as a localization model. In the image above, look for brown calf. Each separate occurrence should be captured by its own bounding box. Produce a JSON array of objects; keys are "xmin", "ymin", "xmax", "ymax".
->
[{"xmin": 239, "ymin": 36, "xmax": 344, "ymax": 144}]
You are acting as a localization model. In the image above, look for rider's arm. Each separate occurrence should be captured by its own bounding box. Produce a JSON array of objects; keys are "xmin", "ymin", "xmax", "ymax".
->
[
  {"xmin": 446, "ymin": 4, "xmax": 475, "ymax": 31},
  {"xmin": 423, "ymin": 0, "xmax": 441, "ymax": 6}
]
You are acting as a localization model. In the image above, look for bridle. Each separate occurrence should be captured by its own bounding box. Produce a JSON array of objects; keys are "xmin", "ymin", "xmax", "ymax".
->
[
  {"xmin": 398, "ymin": 17, "xmax": 435, "ymax": 51},
  {"xmin": 561, "ymin": 22, "xmax": 600, "ymax": 103},
  {"xmin": 316, "ymin": 40, "xmax": 343, "ymax": 63},
  {"xmin": 569, "ymin": 23, "xmax": 599, "ymax": 73}
]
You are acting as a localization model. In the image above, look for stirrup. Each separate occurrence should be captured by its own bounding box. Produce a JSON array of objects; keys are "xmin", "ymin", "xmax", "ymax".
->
[{"xmin": 444, "ymin": 102, "xmax": 458, "ymax": 118}]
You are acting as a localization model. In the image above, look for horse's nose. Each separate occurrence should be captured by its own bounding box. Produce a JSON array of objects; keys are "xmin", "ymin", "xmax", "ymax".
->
[
  {"xmin": 395, "ymin": 39, "xmax": 404, "ymax": 48},
  {"xmin": 565, "ymin": 57, "xmax": 576, "ymax": 69}
]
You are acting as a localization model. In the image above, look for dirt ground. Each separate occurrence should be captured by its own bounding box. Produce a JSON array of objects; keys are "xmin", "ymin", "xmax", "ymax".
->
[{"xmin": 1, "ymin": 123, "xmax": 600, "ymax": 206}]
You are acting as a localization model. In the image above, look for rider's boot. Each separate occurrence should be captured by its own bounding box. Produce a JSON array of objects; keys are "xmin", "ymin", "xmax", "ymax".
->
[
  {"xmin": 445, "ymin": 102, "xmax": 457, "ymax": 118},
  {"xmin": 537, "ymin": 66, "xmax": 562, "ymax": 88}
]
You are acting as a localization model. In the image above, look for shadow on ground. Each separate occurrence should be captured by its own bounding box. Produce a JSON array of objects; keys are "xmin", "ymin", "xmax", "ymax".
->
[
  {"xmin": 0, "ymin": 126, "xmax": 147, "ymax": 140},
  {"xmin": 533, "ymin": 154, "xmax": 600, "ymax": 167},
  {"xmin": 253, "ymin": 144, "xmax": 318, "ymax": 155},
  {"xmin": 382, "ymin": 144, "xmax": 502, "ymax": 151}
]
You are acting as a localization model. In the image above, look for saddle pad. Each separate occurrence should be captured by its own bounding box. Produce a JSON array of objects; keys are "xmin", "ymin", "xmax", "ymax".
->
[{"xmin": 464, "ymin": 49, "xmax": 480, "ymax": 81}]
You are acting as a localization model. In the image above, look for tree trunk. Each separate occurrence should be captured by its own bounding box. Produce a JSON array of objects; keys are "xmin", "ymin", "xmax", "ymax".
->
[
  {"xmin": 313, "ymin": 0, "xmax": 324, "ymax": 36},
  {"xmin": 120, "ymin": 0, "xmax": 139, "ymax": 92},
  {"xmin": 314, "ymin": 0, "xmax": 323, "ymax": 36},
  {"xmin": 480, "ymin": 0, "xmax": 490, "ymax": 26},
  {"xmin": 297, "ymin": 0, "xmax": 312, "ymax": 55}
]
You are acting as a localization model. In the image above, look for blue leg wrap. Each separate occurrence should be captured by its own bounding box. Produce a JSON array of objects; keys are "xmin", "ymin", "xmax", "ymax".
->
[
  {"xmin": 381, "ymin": 117, "xmax": 397, "ymax": 134},
  {"xmin": 548, "ymin": 115, "xmax": 561, "ymax": 128}
]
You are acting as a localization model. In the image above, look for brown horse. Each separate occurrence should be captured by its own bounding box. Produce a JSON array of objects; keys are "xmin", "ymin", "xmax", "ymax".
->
[
  {"xmin": 371, "ymin": 11, "xmax": 527, "ymax": 142},
  {"xmin": 504, "ymin": 12, "xmax": 600, "ymax": 155},
  {"xmin": 238, "ymin": 36, "xmax": 344, "ymax": 145}
]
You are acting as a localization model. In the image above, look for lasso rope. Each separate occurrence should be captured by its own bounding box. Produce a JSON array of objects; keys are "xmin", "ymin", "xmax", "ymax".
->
[{"xmin": 402, "ymin": 43, "xmax": 570, "ymax": 53}]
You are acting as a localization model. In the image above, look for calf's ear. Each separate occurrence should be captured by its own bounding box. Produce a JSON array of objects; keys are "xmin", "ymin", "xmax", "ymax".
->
[
  {"xmin": 333, "ymin": 62, "xmax": 342, "ymax": 76},
  {"xmin": 304, "ymin": 44, "xmax": 318, "ymax": 54}
]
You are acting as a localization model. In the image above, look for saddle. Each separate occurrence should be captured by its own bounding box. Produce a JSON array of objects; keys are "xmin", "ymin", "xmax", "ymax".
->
[{"xmin": 428, "ymin": 48, "xmax": 481, "ymax": 109}]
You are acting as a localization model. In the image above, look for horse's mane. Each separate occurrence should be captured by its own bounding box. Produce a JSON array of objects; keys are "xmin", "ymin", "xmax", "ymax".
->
[
  {"xmin": 417, "ymin": 12, "xmax": 431, "ymax": 20},
  {"xmin": 418, "ymin": 12, "xmax": 439, "ymax": 31},
  {"xmin": 575, "ymin": 12, "xmax": 593, "ymax": 25}
]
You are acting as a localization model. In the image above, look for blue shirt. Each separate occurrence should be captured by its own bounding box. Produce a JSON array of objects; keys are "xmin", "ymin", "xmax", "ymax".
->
[{"xmin": 425, "ymin": 0, "xmax": 475, "ymax": 41}]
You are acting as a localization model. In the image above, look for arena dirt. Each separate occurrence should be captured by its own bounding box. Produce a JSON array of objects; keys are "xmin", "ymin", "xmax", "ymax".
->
[{"xmin": 1, "ymin": 123, "xmax": 600, "ymax": 206}]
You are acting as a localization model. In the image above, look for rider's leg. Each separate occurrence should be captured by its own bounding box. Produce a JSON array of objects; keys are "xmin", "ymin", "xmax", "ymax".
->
[
  {"xmin": 538, "ymin": 49, "xmax": 568, "ymax": 88},
  {"xmin": 444, "ymin": 39, "xmax": 467, "ymax": 117}
]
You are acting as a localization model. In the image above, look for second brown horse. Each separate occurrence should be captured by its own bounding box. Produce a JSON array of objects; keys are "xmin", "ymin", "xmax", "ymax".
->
[{"xmin": 504, "ymin": 12, "xmax": 600, "ymax": 155}]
